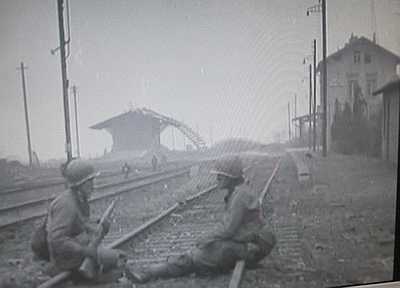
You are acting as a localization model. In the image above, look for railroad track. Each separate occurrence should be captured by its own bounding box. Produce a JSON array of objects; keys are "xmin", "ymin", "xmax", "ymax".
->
[
  {"xmin": 0, "ymin": 166, "xmax": 191, "ymax": 230},
  {"xmin": 38, "ymin": 157, "xmax": 281, "ymax": 288},
  {"xmin": 0, "ymin": 161, "xmax": 188, "ymax": 210},
  {"xmin": 0, "ymin": 166, "xmax": 123, "ymax": 196}
]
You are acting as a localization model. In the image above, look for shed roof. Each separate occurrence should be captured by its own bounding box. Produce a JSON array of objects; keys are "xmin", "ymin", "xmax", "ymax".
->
[
  {"xmin": 292, "ymin": 113, "xmax": 322, "ymax": 122},
  {"xmin": 373, "ymin": 75, "xmax": 400, "ymax": 95},
  {"xmin": 90, "ymin": 108, "xmax": 160, "ymax": 130}
]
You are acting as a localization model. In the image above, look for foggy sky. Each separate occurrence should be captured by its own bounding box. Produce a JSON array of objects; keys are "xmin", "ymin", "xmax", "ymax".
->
[{"xmin": 0, "ymin": 0, "xmax": 399, "ymax": 162}]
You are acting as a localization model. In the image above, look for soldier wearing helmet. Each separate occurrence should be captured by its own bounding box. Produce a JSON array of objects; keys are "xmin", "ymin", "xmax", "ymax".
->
[
  {"xmin": 36, "ymin": 159, "xmax": 125, "ymax": 281},
  {"xmin": 125, "ymin": 156, "xmax": 276, "ymax": 283}
]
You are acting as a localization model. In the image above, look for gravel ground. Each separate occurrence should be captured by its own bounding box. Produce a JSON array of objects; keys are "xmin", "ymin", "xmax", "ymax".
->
[
  {"xmin": 2, "ymin": 151, "xmax": 393, "ymax": 288},
  {"xmin": 66, "ymin": 155, "xmax": 281, "ymax": 288}
]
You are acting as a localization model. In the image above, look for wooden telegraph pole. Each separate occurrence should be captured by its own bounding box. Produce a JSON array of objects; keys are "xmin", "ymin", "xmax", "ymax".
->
[
  {"xmin": 57, "ymin": 0, "xmax": 72, "ymax": 162},
  {"xmin": 309, "ymin": 64, "xmax": 312, "ymax": 150},
  {"xmin": 72, "ymin": 86, "xmax": 80, "ymax": 158},
  {"xmin": 288, "ymin": 102, "xmax": 291, "ymax": 141},
  {"xmin": 17, "ymin": 62, "xmax": 33, "ymax": 167},
  {"xmin": 321, "ymin": 0, "xmax": 327, "ymax": 157},
  {"xmin": 313, "ymin": 39, "xmax": 317, "ymax": 152}
]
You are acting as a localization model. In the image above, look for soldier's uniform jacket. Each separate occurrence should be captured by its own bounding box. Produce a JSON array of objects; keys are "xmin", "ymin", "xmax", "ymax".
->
[
  {"xmin": 46, "ymin": 190, "xmax": 91, "ymax": 270},
  {"xmin": 194, "ymin": 181, "xmax": 265, "ymax": 269},
  {"xmin": 222, "ymin": 183, "xmax": 264, "ymax": 242}
]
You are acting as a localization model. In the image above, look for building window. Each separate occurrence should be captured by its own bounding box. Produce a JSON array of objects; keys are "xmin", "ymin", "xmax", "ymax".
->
[
  {"xmin": 364, "ymin": 53, "xmax": 372, "ymax": 64},
  {"xmin": 353, "ymin": 51, "xmax": 361, "ymax": 64},
  {"xmin": 366, "ymin": 78, "xmax": 377, "ymax": 96}
]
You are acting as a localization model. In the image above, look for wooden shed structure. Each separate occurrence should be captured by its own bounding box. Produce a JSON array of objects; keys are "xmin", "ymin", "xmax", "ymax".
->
[
  {"xmin": 373, "ymin": 75, "xmax": 400, "ymax": 164},
  {"xmin": 91, "ymin": 108, "xmax": 206, "ymax": 153}
]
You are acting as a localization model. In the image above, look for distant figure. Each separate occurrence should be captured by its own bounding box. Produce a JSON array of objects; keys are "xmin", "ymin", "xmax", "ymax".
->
[
  {"xmin": 151, "ymin": 155, "xmax": 158, "ymax": 172},
  {"xmin": 122, "ymin": 162, "xmax": 131, "ymax": 179},
  {"xmin": 124, "ymin": 156, "xmax": 276, "ymax": 283},
  {"xmin": 305, "ymin": 152, "xmax": 313, "ymax": 159},
  {"xmin": 160, "ymin": 154, "xmax": 167, "ymax": 167}
]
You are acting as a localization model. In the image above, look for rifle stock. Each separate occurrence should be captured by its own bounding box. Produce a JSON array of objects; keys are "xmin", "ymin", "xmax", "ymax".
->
[{"xmin": 78, "ymin": 199, "xmax": 116, "ymax": 279}]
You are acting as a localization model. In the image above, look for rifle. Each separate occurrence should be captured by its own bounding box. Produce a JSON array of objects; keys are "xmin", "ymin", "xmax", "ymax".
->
[{"xmin": 79, "ymin": 199, "xmax": 116, "ymax": 279}]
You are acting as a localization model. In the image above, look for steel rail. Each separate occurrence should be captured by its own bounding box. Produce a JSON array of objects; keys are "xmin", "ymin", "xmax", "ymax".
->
[
  {"xmin": 38, "ymin": 184, "xmax": 218, "ymax": 288},
  {"xmin": 0, "ymin": 168, "xmax": 190, "ymax": 230},
  {"xmin": 0, "ymin": 160, "xmax": 187, "ymax": 195},
  {"xmin": 0, "ymin": 170, "xmax": 118, "ymax": 196},
  {"xmin": 0, "ymin": 167, "xmax": 188, "ymax": 215},
  {"xmin": 228, "ymin": 158, "xmax": 281, "ymax": 288}
]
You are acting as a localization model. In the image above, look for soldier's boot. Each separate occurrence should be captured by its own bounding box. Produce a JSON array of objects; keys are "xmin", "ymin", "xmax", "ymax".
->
[
  {"xmin": 123, "ymin": 264, "xmax": 169, "ymax": 284},
  {"xmin": 123, "ymin": 267, "xmax": 149, "ymax": 283}
]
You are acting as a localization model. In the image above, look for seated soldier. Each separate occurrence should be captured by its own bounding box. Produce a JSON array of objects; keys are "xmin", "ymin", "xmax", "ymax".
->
[
  {"xmin": 125, "ymin": 156, "xmax": 276, "ymax": 283},
  {"xmin": 39, "ymin": 159, "xmax": 126, "ymax": 280}
]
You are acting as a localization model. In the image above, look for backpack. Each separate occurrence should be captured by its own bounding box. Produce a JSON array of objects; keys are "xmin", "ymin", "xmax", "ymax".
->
[{"xmin": 31, "ymin": 216, "xmax": 50, "ymax": 261}]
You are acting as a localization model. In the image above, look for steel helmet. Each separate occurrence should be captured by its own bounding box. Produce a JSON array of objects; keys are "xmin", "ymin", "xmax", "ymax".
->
[
  {"xmin": 64, "ymin": 159, "xmax": 99, "ymax": 187},
  {"xmin": 210, "ymin": 156, "xmax": 243, "ymax": 179}
]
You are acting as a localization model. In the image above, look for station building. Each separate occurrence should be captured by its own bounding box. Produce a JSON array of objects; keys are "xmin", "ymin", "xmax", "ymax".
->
[
  {"xmin": 317, "ymin": 35, "xmax": 400, "ymax": 153},
  {"xmin": 91, "ymin": 108, "xmax": 206, "ymax": 155}
]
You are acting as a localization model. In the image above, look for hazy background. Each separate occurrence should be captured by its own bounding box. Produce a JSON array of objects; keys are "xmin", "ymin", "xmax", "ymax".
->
[{"xmin": 0, "ymin": 0, "xmax": 399, "ymax": 162}]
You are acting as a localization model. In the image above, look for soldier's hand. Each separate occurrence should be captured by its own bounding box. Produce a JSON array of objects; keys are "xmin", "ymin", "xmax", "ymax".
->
[
  {"xmin": 246, "ymin": 242, "xmax": 261, "ymax": 258},
  {"xmin": 101, "ymin": 219, "xmax": 111, "ymax": 236},
  {"xmin": 82, "ymin": 246, "xmax": 98, "ymax": 260}
]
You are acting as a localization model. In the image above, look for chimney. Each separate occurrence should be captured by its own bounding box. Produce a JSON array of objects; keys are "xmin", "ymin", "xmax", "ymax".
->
[{"xmin": 373, "ymin": 32, "xmax": 376, "ymax": 44}]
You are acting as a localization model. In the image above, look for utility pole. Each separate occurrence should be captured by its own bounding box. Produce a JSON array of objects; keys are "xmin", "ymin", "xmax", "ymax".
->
[
  {"xmin": 288, "ymin": 102, "xmax": 291, "ymax": 141},
  {"xmin": 394, "ymin": 79, "xmax": 400, "ymax": 280},
  {"xmin": 309, "ymin": 64, "xmax": 312, "ymax": 150},
  {"xmin": 209, "ymin": 125, "xmax": 213, "ymax": 147},
  {"xmin": 72, "ymin": 86, "xmax": 80, "ymax": 158},
  {"xmin": 294, "ymin": 93, "xmax": 297, "ymax": 139},
  {"xmin": 321, "ymin": 0, "xmax": 328, "ymax": 157},
  {"xmin": 313, "ymin": 39, "xmax": 317, "ymax": 152},
  {"xmin": 171, "ymin": 128, "xmax": 175, "ymax": 151},
  {"xmin": 57, "ymin": 0, "xmax": 72, "ymax": 162},
  {"xmin": 17, "ymin": 62, "xmax": 33, "ymax": 167},
  {"xmin": 307, "ymin": 2, "xmax": 326, "ymax": 155}
]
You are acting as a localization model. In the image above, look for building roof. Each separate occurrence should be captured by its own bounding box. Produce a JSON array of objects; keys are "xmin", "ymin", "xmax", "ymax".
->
[
  {"xmin": 317, "ymin": 35, "xmax": 400, "ymax": 72},
  {"xmin": 373, "ymin": 75, "xmax": 400, "ymax": 95},
  {"xmin": 90, "ymin": 108, "xmax": 161, "ymax": 130}
]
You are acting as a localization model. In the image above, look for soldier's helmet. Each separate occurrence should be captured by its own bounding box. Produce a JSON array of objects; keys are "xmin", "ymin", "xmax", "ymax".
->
[
  {"xmin": 210, "ymin": 156, "xmax": 244, "ymax": 179},
  {"xmin": 63, "ymin": 159, "xmax": 99, "ymax": 187}
]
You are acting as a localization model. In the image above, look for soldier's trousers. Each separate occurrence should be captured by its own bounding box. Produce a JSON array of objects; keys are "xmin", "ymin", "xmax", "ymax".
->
[{"xmin": 141, "ymin": 239, "xmax": 268, "ymax": 281}]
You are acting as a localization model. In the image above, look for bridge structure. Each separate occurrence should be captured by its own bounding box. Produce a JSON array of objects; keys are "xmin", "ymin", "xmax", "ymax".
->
[{"xmin": 90, "ymin": 108, "xmax": 206, "ymax": 153}]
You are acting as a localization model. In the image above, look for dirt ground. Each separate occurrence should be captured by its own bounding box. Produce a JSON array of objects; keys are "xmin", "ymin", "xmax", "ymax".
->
[
  {"xmin": 294, "ymin": 151, "xmax": 396, "ymax": 286},
  {"xmin": 238, "ymin": 151, "xmax": 396, "ymax": 288}
]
